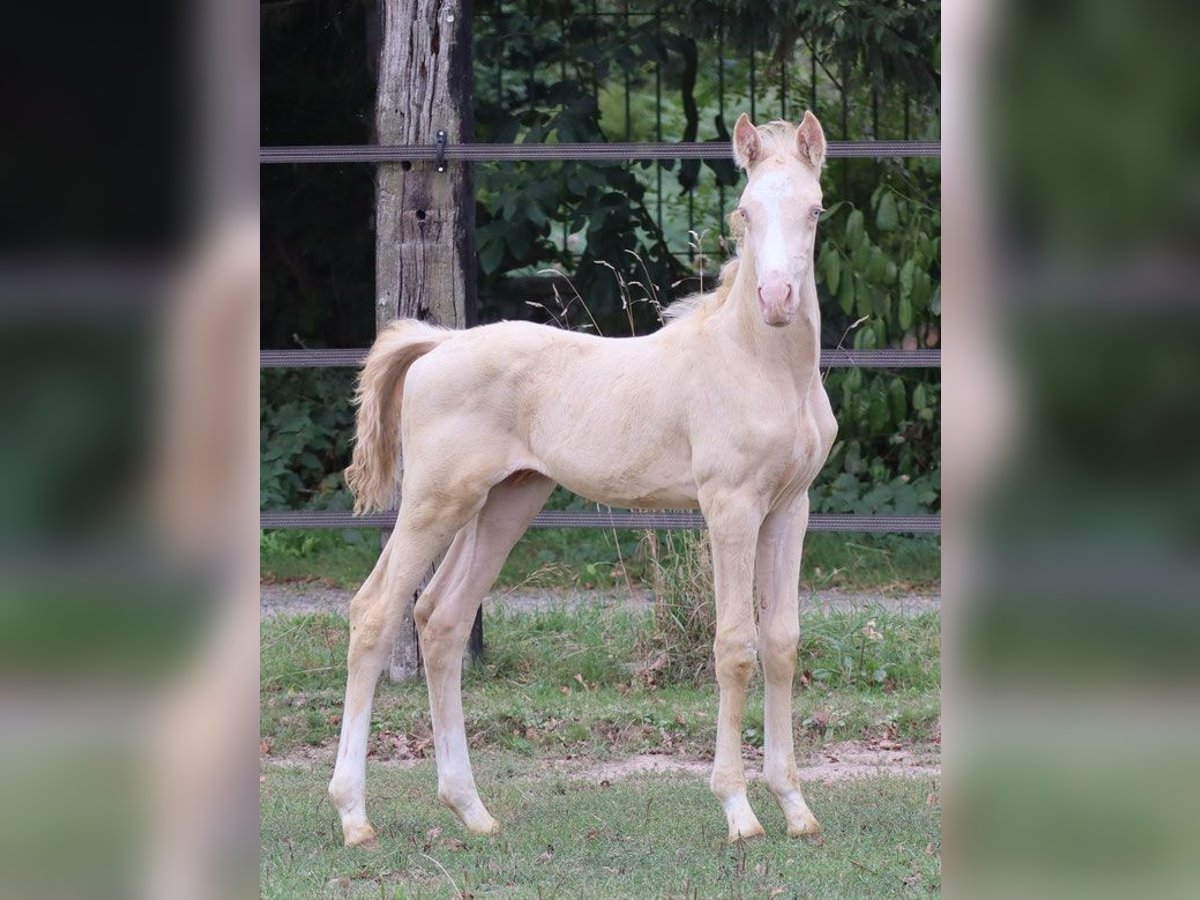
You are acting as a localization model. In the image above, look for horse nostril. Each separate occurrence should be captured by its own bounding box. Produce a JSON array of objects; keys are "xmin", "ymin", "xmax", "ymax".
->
[{"xmin": 757, "ymin": 284, "xmax": 792, "ymax": 306}]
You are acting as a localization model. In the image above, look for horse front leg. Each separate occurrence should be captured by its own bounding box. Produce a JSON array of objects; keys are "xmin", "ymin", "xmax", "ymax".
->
[
  {"xmin": 701, "ymin": 488, "xmax": 767, "ymax": 842},
  {"xmin": 756, "ymin": 495, "xmax": 822, "ymax": 839}
]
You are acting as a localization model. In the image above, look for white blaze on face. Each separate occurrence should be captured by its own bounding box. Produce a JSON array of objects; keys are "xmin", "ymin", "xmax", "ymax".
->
[{"xmin": 740, "ymin": 162, "xmax": 821, "ymax": 326}]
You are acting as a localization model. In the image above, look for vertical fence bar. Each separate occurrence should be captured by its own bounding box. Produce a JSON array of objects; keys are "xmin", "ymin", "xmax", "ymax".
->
[
  {"xmin": 749, "ymin": 46, "xmax": 757, "ymax": 122},
  {"xmin": 623, "ymin": 2, "xmax": 631, "ymax": 140},
  {"xmin": 840, "ymin": 56, "xmax": 850, "ymax": 198},
  {"xmin": 871, "ymin": 82, "xmax": 880, "ymax": 181},
  {"xmin": 654, "ymin": 9, "xmax": 663, "ymax": 235},
  {"xmin": 591, "ymin": 0, "xmax": 600, "ymax": 108},
  {"xmin": 717, "ymin": 17, "xmax": 726, "ymax": 240},
  {"xmin": 560, "ymin": 1, "xmax": 568, "ymax": 254},
  {"xmin": 810, "ymin": 45, "xmax": 817, "ymax": 115},
  {"xmin": 688, "ymin": 189, "xmax": 695, "ymax": 260},
  {"xmin": 781, "ymin": 54, "xmax": 788, "ymax": 120}
]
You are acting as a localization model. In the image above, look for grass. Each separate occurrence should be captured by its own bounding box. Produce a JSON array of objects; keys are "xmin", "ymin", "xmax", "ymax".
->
[
  {"xmin": 261, "ymin": 607, "xmax": 940, "ymax": 761},
  {"xmin": 261, "ymin": 527, "xmax": 941, "ymax": 895},
  {"xmin": 261, "ymin": 757, "xmax": 941, "ymax": 897},
  {"xmin": 262, "ymin": 526, "xmax": 940, "ymax": 594}
]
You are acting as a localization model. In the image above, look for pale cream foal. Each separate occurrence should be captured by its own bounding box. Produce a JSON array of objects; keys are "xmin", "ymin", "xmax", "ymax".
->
[{"xmin": 328, "ymin": 112, "xmax": 837, "ymax": 846}]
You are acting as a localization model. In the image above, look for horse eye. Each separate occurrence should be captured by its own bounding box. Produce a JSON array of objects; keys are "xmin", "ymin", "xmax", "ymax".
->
[
  {"xmin": 811, "ymin": 206, "xmax": 825, "ymax": 219},
  {"xmin": 736, "ymin": 206, "xmax": 749, "ymax": 221}
]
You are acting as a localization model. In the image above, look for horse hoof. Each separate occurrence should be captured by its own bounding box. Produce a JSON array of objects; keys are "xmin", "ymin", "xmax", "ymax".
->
[
  {"xmin": 788, "ymin": 819, "xmax": 824, "ymax": 845},
  {"xmin": 728, "ymin": 821, "xmax": 766, "ymax": 843},
  {"xmin": 465, "ymin": 815, "xmax": 500, "ymax": 836},
  {"xmin": 343, "ymin": 823, "xmax": 378, "ymax": 848}
]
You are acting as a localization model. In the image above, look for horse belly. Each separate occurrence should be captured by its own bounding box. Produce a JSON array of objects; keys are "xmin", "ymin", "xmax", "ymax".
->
[
  {"xmin": 527, "ymin": 394, "xmax": 698, "ymax": 509},
  {"xmin": 535, "ymin": 433, "xmax": 699, "ymax": 510}
]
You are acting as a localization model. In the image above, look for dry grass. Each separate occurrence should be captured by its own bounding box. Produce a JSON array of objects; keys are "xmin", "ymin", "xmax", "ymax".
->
[{"xmin": 636, "ymin": 530, "xmax": 718, "ymax": 685}]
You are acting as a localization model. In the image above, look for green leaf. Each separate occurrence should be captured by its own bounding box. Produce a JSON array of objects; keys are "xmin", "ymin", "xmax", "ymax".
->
[
  {"xmin": 884, "ymin": 260, "xmax": 898, "ymax": 285},
  {"xmin": 868, "ymin": 385, "xmax": 888, "ymax": 432},
  {"xmin": 911, "ymin": 269, "xmax": 931, "ymax": 312},
  {"xmin": 872, "ymin": 285, "xmax": 890, "ymax": 318},
  {"xmin": 845, "ymin": 208, "xmax": 865, "ymax": 248},
  {"xmin": 899, "ymin": 259, "xmax": 915, "ymax": 301},
  {"xmin": 868, "ymin": 246, "xmax": 887, "ymax": 282},
  {"xmin": 855, "ymin": 277, "xmax": 872, "ymax": 319},
  {"xmin": 479, "ymin": 238, "xmax": 504, "ymax": 274},
  {"xmin": 875, "ymin": 191, "xmax": 899, "ymax": 231},
  {"xmin": 913, "ymin": 383, "xmax": 928, "ymax": 412},
  {"xmin": 838, "ymin": 274, "xmax": 855, "ymax": 315},
  {"xmin": 852, "ymin": 238, "xmax": 870, "ymax": 272},
  {"xmin": 822, "ymin": 248, "xmax": 841, "ymax": 295},
  {"xmin": 888, "ymin": 378, "xmax": 908, "ymax": 421},
  {"xmin": 899, "ymin": 294, "xmax": 914, "ymax": 330}
]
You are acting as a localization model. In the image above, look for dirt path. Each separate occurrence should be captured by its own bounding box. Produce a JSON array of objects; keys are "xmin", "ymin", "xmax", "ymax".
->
[
  {"xmin": 260, "ymin": 582, "xmax": 939, "ymax": 620},
  {"xmin": 263, "ymin": 739, "xmax": 940, "ymax": 784}
]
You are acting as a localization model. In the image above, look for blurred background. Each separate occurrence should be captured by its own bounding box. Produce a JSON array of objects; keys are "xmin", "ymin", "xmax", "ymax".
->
[
  {"xmin": 0, "ymin": 0, "xmax": 259, "ymax": 897},
  {"xmin": 944, "ymin": 0, "xmax": 1200, "ymax": 894}
]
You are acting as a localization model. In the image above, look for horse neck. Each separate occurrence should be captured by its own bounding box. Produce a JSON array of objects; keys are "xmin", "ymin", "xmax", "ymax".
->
[{"xmin": 718, "ymin": 244, "xmax": 822, "ymax": 383}]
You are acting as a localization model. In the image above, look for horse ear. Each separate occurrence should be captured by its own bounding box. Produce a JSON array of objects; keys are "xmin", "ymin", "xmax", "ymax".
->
[
  {"xmin": 732, "ymin": 113, "xmax": 761, "ymax": 170},
  {"xmin": 796, "ymin": 110, "xmax": 826, "ymax": 171}
]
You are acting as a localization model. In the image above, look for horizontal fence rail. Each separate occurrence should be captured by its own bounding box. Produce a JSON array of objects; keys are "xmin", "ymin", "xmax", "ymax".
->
[
  {"xmin": 261, "ymin": 347, "xmax": 940, "ymax": 369},
  {"xmin": 261, "ymin": 140, "xmax": 941, "ymax": 536},
  {"xmin": 260, "ymin": 509, "xmax": 939, "ymax": 534},
  {"xmin": 261, "ymin": 140, "xmax": 939, "ymax": 165}
]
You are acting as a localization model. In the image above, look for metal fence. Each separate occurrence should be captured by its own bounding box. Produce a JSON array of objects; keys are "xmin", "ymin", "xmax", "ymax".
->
[{"xmin": 261, "ymin": 4, "xmax": 940, "ymax": 536}]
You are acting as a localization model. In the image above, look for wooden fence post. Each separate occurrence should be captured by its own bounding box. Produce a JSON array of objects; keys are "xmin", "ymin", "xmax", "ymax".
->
[{"xmin": 374, "ymin": 0, "xmax": 479, "ymax": 681}]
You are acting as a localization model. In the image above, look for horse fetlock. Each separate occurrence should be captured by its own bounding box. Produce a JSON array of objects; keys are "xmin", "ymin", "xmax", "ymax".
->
[{"xmin": 327, "ymin": 773, "xmax": 359, "ymax": 813}]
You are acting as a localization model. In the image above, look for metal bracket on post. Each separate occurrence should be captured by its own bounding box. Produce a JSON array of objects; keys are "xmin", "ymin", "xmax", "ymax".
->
[{"xmin": 435, "ymin": 130, "xmax": 447, "ymax": 172}]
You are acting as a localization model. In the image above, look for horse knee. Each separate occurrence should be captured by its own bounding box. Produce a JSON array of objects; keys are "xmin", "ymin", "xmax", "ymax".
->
[
  {"xmin": 347, "ymin": 594, "xmax": 391, "ymax": 662},
  {"xmin": 761, "ymin": 626, "xmax": 799, "ymax": 680},
  {"xmin": 413, "ymin": 591, "xmax": 436, "ymax": 633},
  {"xmin": 714, "ymin": 633, "xmax": 758, "ymax": 685}
]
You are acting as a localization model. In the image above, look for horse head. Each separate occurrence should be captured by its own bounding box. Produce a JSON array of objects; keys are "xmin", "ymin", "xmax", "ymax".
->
[{"xmin": 730, "ymin": 112, "xmax": 827, "ymax": 327}]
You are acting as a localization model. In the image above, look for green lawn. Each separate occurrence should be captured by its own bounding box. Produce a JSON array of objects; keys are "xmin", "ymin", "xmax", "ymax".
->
[
  {"xmin": 261, "ymin": 757, "xmax": 941, "ymax": 897},
  {"xmin": 262, "ymin": 527, "xmax": 940, "ymax": 594},
  {"xmin": 262, "ymin": 607, "xmax": 941, "ymax": 758},
  {"xmin": 262, "ymin": 528, "xmax": 941, "ymax": 896},
  {"xmin": 262, "ymin": 606, "xmax": 940, "ymax": 895}
]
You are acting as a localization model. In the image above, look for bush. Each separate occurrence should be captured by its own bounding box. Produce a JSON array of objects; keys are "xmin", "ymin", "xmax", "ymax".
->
[{"xmin": 260, "ymin": 368, "xmax": 356, "ymax": 510}]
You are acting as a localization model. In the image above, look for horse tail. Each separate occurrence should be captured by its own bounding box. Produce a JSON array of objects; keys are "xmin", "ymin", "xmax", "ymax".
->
[{"xmin": 346, "ymin": 320, "xmax": 451, "ymax": 514}]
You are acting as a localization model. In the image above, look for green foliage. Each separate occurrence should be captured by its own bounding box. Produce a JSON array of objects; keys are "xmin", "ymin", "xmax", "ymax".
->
[
  {"xmin": 812, "ymin": 178, "xmax": 941, "ymax": 513},
  {"xmin": 261, "ymin": 0, "xmax": 942, "ymax": 518},
  {"xmin": 259, "ymin": 368, "xmax": 356, "ymax": 510}
]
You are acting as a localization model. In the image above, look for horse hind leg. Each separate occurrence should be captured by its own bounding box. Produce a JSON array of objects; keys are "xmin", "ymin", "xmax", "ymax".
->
[
  {"xmin": 415, "ymin": 470, "xmax": 555, "ymax": 835},
  {"xmin": 327, "ymin": 484, "xmax": 488, "ymax": 848}
]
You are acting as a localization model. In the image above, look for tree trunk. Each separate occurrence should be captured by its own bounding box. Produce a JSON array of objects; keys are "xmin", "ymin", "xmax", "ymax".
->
[{"xmin": 374, "ymin": 0, "xmax": 478, "ymax": 681}]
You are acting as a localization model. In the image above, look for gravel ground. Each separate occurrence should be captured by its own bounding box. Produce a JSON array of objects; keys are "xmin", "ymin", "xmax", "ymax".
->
[{"xmin": 260, "ymin": 581, "xmax": 939, "ymax": 619}]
